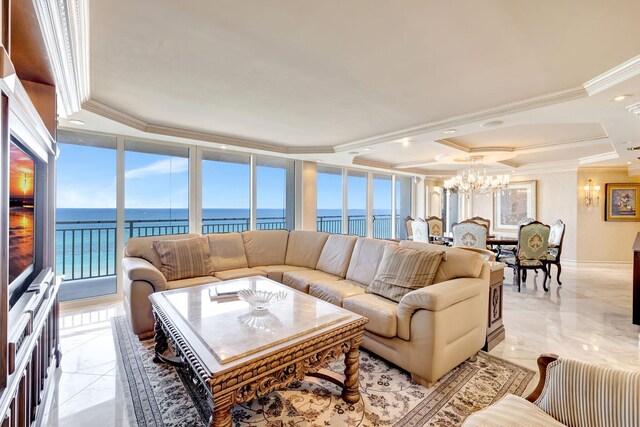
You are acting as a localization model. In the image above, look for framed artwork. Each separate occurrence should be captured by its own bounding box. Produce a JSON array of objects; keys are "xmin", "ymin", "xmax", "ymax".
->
[
  {"xmin": 493, "ymin": 180, "xmax": 537, "ymax": 233},
  {"xmin": 605, "ymin": 183, "xmax": 640, "ymax": 221}
]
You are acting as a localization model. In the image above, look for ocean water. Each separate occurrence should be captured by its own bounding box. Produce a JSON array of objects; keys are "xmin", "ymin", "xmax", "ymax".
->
[{"xmin": 55, "ymin": 208, "xmax": 393, "ymax": 282}]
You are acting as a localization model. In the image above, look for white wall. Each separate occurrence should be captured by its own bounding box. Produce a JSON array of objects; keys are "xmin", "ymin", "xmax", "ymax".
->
[{"xmin": 576, "ymin": 170, "xmax": 640, "ymax": 263}]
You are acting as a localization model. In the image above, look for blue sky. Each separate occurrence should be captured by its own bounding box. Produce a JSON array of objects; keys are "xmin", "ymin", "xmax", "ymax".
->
[{"xmin": 57, "ymin": 143, "xmax": 394, "ymax": 212}]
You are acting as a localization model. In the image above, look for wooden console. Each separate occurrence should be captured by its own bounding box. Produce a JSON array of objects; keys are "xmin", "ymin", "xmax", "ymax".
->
[{"xmin": 484, "ymin": 264, "xmax": 506, "ymax": 351}]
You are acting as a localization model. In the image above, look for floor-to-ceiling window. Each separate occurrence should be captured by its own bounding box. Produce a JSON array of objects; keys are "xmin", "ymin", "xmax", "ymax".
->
[
  {"xmin": 347, "ymin": 171, "xmax": 367, "ymax": 236},
  {"xmin": 56, "ymin": 131, "xmax": 117, "ymax": 301},
  {"xmin": 317, "ymin": 166, "xmax": 343, "ymax": 234},
  {"xmin": 442, "ymin": 188, "xmax": 459, "ymax": 232},
  {"xmin": 373, "ymin": 174, "xmax": 392, "ymax": 239},
  {"xmin": 124, "ymin": 141, "xmax": 189, "ymax": 239},
  {"xmin": 256, "ymin": 157, "xmax": 295, "ymax": 230},
  {"xmin": 396, "ymin": 176, "xmax": 413, "ymax": 239},
  {"xmin": 201, "ymin": 151, "xmax": 251, "ymax": 233}
]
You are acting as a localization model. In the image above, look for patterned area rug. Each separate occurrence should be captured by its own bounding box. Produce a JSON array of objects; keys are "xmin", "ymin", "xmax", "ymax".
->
[{"xmin": 112, "ymin": 316, "xmax": 534, "ymax": 426}]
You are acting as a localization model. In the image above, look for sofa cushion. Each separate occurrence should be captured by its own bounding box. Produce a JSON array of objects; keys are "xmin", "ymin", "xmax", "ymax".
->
[
  {"xmin": 207, "ymin": 233, "xmax": 248, "ymax": 272},
  {"xmin": 342, "ymin": 294, "xmax": 398, "ymax": 338},
  {"xmin": 241, "ymin": 230, "xmax": 289, "ymax": 267},
  {"xmin": 125, "ymin": 233, "xmax": 201, "ymax": 270},
  {"xmin": 309, "ymin": 280, "xmax": 367, "ymax": 307},
  {"xmin": 153, "ymin": 237, "xmax": 214, "ymax": 281},
  {"xmin": 399, "ymin": 240, "xmax": 484, "ymax": 283},
  {"xmin": 462, "ymin": 394, "xmax": 566, "ymax": 427},
  {"xmin": 282, "ymin": 270, "xmax": 340, "ymax": 293},
  {"xmin": 345, "ymin": 238, "xmax": 395, "ymax": 286},
  {"xmin": 285, "ymin": 230, "xmax": 329, "ymax": 268},
  {"xmin": 316, "ymin": 234, "xmax": 358, "ymax": 277},
  {"xmin": 214, "ymin": 268, "xmax": 265, "ymax": 281},
  {"xmin": 368, "ymin": 246, "xmax": 445, "ymax": 303},
  {"xmin": 166, "ymin": 276, "xmax": 220, "ymax": 290},
  {"xmin": 253, "ymin": 265, "xmax": 310, "ymax": 283}
]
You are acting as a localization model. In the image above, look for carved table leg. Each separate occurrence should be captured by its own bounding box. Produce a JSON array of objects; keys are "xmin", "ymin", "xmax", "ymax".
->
[
  {"xmin": 341, "ymin": 345, "xmax": 361, "ymax": 404},
  {"xmin": 210, "ymin": 394, "xmax": 234, "ymax": 427},
  {"xmin": 152, "ymin": 311, "xmax": 184, "ymax": 366},
  {"xmin": 153, "ymin": 314, "xmax": 168, "ymax": 363}
]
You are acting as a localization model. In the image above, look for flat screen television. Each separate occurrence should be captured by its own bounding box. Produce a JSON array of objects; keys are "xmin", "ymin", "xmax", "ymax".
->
[{"xmin": 8, "ymin": 139, "xmax": 35, "ymax": 299}]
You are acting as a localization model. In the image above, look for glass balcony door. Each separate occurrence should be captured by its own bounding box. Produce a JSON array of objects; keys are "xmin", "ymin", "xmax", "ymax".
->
[
  {"xmin": 124, "ymin": 141, "xmax": 190, "ymax": 241},
  {"xmin": 317, "ymin": 166, "xmax": 343, "ymax": 234},
  {"xmin": 373, "ymin": 174, "xmax": 392, "ymax": 239},
  {"xmin": 256, "ymin": 157, "xmax": 295, "ymax": 230},
  {"xmin": 56, "ymin": 131, "xmax": 117, "ymax": 301},
  {"xmin": 201, "ymin": 151, "xmax": 251, "ymax": 233}
]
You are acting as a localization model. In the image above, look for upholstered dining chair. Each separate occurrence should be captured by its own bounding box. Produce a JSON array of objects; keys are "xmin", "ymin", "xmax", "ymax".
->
[
  {"xmin": 468, "ymin": 216, "xmax": 491, "ymax": 235},
  {"xmin": 425, "ymin": 216, "xmax": 446, "ymax": 245},
  {"xmin": 497, "ymin": 216, "xmax": 537, "ymax": 260},
  {"xmin": 411, "ymin": 219, "xmax": 429, "ymax": 242},
  {"xmin": 404, "ymin": 216, "xmax": 414, "ymax": 240},
  {"xmin": 503, "ymin": 221, "xmax": 551, "ymax": 292},
  {"xmin": 547, "ymin": 219, "xmax": 566, "ymax": 286},
  {"xmin": 452, "ymin": 220, "xmax": 488, "ymax": 249}
]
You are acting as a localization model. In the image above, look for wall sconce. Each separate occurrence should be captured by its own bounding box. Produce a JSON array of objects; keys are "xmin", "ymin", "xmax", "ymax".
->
[{"xmin": 583, "ymin": 179, "xmax": 600, "ymax": 207}]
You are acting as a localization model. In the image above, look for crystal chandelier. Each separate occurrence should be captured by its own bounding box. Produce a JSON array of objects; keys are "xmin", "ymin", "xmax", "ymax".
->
[{"xmin": 443, "ymin": 156, "xmax": 510, "ymax": 196}]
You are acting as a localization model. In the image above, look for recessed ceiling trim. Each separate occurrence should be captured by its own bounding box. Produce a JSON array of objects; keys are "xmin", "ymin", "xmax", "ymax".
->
[
  {"xmin": 434, "ymin": 139, "xmax": 471, "ymax": 153},
  {"xmin": 578, "ymin": 151, "xmax": 619, "ymax": 165},
  {"xmin": 393, "ymin": 159, "xmax": 440, "ymax": 169},
  {"xmin": 583, "ymin": 55, "xmax": 640, "ymax": 96},
  {"xmin": 352, "ymin": 157, "xmax": 426, "ymax": 176},
  {"xmin": 497, "ymin": 160, "xmax": 519, "ymax": 168},
  {"xmin": 83, "ymin": 99, "xmax": 334, "ymax": 155},
  {"xmin": 514, "ymin": 135, "xmax": 610, "ymax": 154},
  {"xmin": 627, "ymin": 102, "xmax": 640, "ymax": 117},
  {"xmin": 335, "ymin": 86, "xmax": 587, "ymax": 152}
]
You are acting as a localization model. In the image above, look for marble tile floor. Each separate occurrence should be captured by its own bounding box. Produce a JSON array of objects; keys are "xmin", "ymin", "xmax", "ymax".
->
[{"xmin": 42, "ymin": 264, "xmax": 640, "ymax": 426}]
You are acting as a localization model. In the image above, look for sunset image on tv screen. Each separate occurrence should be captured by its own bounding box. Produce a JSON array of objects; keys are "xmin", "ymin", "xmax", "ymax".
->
[{"xmin": 9, "ymin": 141, "xmax": 35, "ymax": 283}]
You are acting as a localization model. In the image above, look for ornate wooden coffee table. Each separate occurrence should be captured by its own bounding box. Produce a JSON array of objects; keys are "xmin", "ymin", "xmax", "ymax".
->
[{"xmin": 149, "ymin": 276, "xmax": 367, "ymax": 427}]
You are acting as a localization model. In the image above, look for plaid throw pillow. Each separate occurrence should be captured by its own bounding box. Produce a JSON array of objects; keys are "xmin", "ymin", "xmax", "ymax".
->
[
  {"xmin": 152, "ymin": 237, "xmax": 213, "ymax": 281},
  {"xmin": 367, "ymin": 245, "xmax": 445, "ymax": 302}
]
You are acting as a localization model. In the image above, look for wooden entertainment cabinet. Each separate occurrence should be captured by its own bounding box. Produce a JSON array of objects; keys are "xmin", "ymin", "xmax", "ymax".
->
[{"xmin": 0, "ymin": 0, "xmax": 60, "ymax": 425}]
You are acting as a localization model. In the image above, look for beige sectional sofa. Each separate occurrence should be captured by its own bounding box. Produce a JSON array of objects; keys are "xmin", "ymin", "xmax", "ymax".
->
[{"xmin": 122, "ymin": 229, "xmax": 489, "ymax": 385}]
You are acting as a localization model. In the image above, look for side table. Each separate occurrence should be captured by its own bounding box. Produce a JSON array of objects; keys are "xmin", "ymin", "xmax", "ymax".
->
[{"xmin": 484, "ymin": 262, "xmax": 506, "ymax": 351}]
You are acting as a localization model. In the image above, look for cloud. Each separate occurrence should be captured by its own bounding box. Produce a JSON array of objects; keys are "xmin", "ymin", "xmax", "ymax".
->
[{"xmin": 125, "ymin": 158, "xmax": 188, "ymax": 179}]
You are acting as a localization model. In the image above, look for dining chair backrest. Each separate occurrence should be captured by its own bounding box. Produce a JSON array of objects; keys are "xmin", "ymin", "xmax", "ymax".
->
[
  {"xmin": 516, "ymin": 221, "xmax": 550, "ymax": 261},
  {"xmin": 411, "ymin": 220, "xmax": 429, "ymax": 243},
  {"xmin": 404, "ymin": 216, "xmax": 414, "ymax": 240},
  {"xmin": 452, "ymin": 220, "xmax": 488, "ymax": 249},
  {"xmin": 548, "ymin": 219, "xmax": 565, "ymax": 257},
  {"xmin": 426, "ymin": 216, "xmax": 444, "ymax": 238},
  {"xmin": 517, "ymin": 217, "xmax": 536, "ymax": 226},
  {"xmin": 468, "ymin": 216, "xmax": 491, "ymax": 235}
]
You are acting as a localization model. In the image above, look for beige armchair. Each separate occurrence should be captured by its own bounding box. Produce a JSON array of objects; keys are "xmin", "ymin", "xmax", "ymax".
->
[{"xmin": 463, "ymin": 354, "xmax": 640, "ymax": 427}]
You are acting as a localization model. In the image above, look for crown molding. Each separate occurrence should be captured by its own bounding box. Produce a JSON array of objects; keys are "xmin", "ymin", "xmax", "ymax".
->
[
  {"xmin": 83, "ymin": 99, "xmax": 339, "ymax": 155},
  {"xmin": 627, "ymin": 165, "xmax": 640, "ymax": 177},
  {"xmin": 583, "ymin": 55, "xmax": 640, "ymax": 96},
  {"xmin": 33, "ymin": 0, "xmax": 90, "ymax": 116},
  {"xmin": 434, "ymin": 139, "xmax": 471, "ymax": 152},
  {"xmin": 351, "ymin": 157, "xmax": 427, "ymax": 176},
  {"xmin": 627, "ymin": 102, "xmax": 640, "ymax": 118},
  {"xmin": 578, "ymin": 151, "xmax": 619, "ymax": 165},
  {"xmin": 335, "ymin": 86, "xmax": 588, "ymax": 152},
  {"xmin": 578, "ymin": 165, "xmax": 628, "ymax": 173}
]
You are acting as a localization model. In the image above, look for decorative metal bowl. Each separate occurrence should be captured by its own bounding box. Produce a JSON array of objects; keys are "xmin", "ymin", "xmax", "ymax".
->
[{"xmin": 237, "ymin": 288, "xmax": 287, "ymax": 310}]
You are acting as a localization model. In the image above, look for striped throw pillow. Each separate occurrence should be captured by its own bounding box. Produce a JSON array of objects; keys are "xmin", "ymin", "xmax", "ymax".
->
[
  {"xmin": 152, "ymin": 237, "xmax": 213, "ymax": 282},
  {"xmin": 367, "ymin": 245, "xmax": 445, "ymax": 302}
]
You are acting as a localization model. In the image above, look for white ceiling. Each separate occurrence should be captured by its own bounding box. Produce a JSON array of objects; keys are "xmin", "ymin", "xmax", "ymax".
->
[{"xmin": 59, "ymin": 0, "xmax": 640, "ymax": 175}]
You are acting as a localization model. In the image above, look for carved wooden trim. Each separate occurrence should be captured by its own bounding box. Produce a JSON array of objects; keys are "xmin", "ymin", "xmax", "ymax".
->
[{"xmin": 525, "ymin": 353, "xmax": 559, "ymax": 403}]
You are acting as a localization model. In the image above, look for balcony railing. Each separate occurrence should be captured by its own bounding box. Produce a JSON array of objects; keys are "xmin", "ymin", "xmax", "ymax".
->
[{"xmin": 55, "ymin": 214, "xmax": 395, "ymax": 282}]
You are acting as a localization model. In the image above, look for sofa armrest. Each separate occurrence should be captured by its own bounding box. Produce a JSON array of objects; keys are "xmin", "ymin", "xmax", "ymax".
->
[
  {"xmin": 122, "ymin": 257, "xmax": 167, "ymax": 292},
  {"xmin": 398, "ymin": 277, "xmax": 486, "ymax": 314},
  {"xmin": 396, "ymin": 277, "xmax": 487, "ymax": 341}
]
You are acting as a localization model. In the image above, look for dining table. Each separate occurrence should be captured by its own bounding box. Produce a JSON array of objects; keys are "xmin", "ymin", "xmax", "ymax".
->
[{"xmin": 435, "ymin": 233, "xmax": 519, "ymax": 247}]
